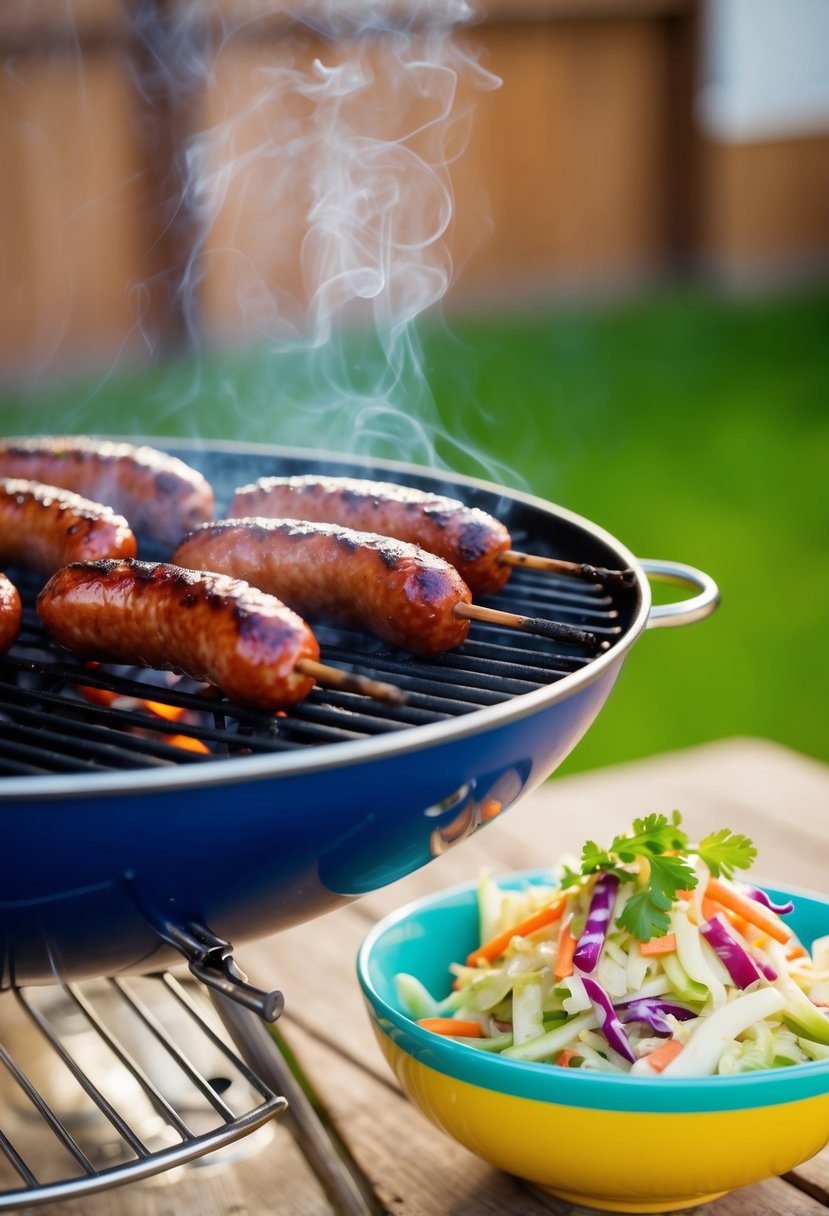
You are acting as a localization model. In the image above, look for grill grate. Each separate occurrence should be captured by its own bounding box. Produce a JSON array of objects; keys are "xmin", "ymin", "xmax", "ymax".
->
[
  {"xmin": 0, "ymin": 566, "xmax": 621, "ymax": 777},
  {"xmin": 0, "ymin": 445, "xmax": 636, "ymax": 779},
  {"xmin": 0, "ymin": 973, "xmax": 286, "ymax": 1209}
]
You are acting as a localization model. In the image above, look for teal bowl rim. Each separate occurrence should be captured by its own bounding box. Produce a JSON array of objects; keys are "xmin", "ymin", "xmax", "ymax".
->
[{"xmin": 356, "ymin": 871, "xmax": 829, "ymax": 1114}]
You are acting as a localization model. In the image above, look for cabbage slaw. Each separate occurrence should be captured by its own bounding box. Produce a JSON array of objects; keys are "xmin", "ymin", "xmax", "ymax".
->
[{"xmin": 395, "ymin": 822, "xmax": 829, "ymax": 1078}]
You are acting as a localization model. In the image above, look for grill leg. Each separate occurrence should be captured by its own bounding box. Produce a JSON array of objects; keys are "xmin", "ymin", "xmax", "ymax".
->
[{"xmin": 209, "ymin": 992, "xmax": 380, "ymax": 1216}]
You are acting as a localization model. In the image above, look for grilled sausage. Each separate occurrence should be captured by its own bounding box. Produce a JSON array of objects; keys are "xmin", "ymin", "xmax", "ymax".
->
[
  {"xmin": 0, "ymin": 479, "xmax": 137, "ymax": 572},
  {"xmin": 173, "ymin": 518, "xmax": 473, "ymax": 654},
  {"xmin": 0, "ymin": 573, "xmax": 22, "ymax": 653},
  {"xmin": 36, "ymin": 559, "xmax": 320, "ymax": 710},
  {"xmin": 0, "ymin": 436, "xmax": 214, "ymax": 548},
  {"xmin": 229, "ymin": 475, "xmax": 513, "ymax": 595}
]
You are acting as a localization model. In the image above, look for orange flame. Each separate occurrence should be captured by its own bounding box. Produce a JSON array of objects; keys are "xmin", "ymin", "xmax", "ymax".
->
[
  {"xmin": 75, "ymin": 671, "xmax": 209, "ymax": 755},
  {"xmin": 142, "ymin": 700, "xmax": 185, "ymax": 722},
  {"xmin": 163, "ymin": 734, "xmax": 210, "ymax": 755}
]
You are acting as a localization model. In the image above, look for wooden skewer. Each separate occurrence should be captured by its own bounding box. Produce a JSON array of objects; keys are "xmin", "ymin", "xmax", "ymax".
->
[
  {"xmin": 454, "ymin": 602, "xmax": 605, "ymax": 651},
  {"xmin": 297, "ymin": 659, "xmax": 407, "ymax": 705},
  {"xmin": 500, "ymin": 550, "xmax": 635, "ymax": 588}
]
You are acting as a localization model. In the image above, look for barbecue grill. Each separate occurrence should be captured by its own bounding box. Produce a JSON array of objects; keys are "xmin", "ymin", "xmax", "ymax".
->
[
  {"xmin": 0, "ymin": 437, "xmax": 717, "ymax": 1207},
  {"xmin": 0, "ymin": 438, "xmax": 717, "ymax": 994}
]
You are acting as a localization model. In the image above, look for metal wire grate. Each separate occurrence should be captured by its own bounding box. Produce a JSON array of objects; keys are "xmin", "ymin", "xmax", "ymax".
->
[
  {"xmin": 0, "ymin": 973, "xmax": 286, "ymax": 1208},
  {"xmin": 0, "ymin": 563, "xmax": 623, "ymax": 777},
  {"xmin": 0, "ymin": 443, "xmax": 637, "ymax": 777}
]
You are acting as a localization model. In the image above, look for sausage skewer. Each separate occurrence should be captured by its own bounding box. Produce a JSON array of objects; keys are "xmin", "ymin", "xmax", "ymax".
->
[
  {"xmin": 295, "ymin": 659, "xmax": 406, "ymax": 703},
  {"xmin": 0, "ymin": 478, "xmax": 137, "ymax": 571},
  {"xmin": 37, "ymin": 559, "xmax": 405, "ymax": 710},
  {"xmin": 0, "ymin": 436, "xmax": 214, "ymax": 547},
  {"xmin": 229, "ymin": 475, "xmax": 634, "ymax": 593},
  {"xmin": 499, "ymin": 549, "xmax": 635, "ymax": 587},
  {"xmin": 172, "ymin": 519, "xmax": 600, "ymax": 655}
]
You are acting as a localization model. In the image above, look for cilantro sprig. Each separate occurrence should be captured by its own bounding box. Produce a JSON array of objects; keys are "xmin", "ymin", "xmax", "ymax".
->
[
  {"xmin": 696, "ymin": 828, "xmax": 757, "ymax": 879},
  {"xmin": 560, "ymin": 811, "xmax": 756, "ymax": 941}
]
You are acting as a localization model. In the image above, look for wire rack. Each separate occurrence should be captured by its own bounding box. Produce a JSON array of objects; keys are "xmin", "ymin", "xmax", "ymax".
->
[{"xmin": 0, "ymin": 973, "xmax": 287, "ymax": 1208}]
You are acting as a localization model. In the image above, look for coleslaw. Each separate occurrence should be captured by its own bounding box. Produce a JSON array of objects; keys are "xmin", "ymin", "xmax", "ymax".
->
[{"xmin": 395, "ymin": 813, "xmax": 829, "ymax": 1076}]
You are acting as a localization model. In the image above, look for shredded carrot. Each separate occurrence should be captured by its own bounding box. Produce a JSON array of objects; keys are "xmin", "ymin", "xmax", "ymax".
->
[
  {"xmin": 705, "ymin": 877, "xmax": 791, "ymax": 944},
  {"xmin": 646, "ymin": 1038, "xmax": 683, "ymax": 1072},
  {"xmin": 466, "ymin": 899, "xmax": 567, "ymax": 967},
  {"xmin": 556, "ymin": 1049, "xmax": 579, "ymax": 1067},
  {"xmin": 674, "ymin": 889, "xmax": 695, "ymax": 903},
  {"xmin": 416, "ymin": 1018, "xmax": 484, "ymax": 1038},
  {"xmin": 786, "ymin": 943, "xmax": 809, "ymax": 961},
  {"xmin": 639, "ymin": 933, "xmax": 677, "ymax": 957},
  {"xmin": 700, "ymin": 896, "xmax": 722, "ymax": 922},
  {"xmin": 553, "ymin": 918, "xmax": 577, "ymax": 979}
]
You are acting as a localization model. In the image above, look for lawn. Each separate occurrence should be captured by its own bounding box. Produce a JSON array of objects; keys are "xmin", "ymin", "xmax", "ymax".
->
[{"xmin": 2, "ymin": 284, "xmax": 827, "ymax": 775}]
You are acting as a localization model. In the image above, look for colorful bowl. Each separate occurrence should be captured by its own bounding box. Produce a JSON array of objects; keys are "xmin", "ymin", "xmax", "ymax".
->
[{"xmin": 357, "ymin": 872, "xmax": 829, "ymax": 1213}]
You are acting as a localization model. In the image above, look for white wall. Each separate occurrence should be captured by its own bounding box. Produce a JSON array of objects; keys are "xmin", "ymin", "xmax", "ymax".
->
[{"xmin": 697, "ymin": 0, "xmax": 829, "ymax": 142}]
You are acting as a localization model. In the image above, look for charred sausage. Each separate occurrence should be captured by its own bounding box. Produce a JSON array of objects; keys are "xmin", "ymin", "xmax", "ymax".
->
[
  {"xmin": 229, "ymin": 475, "xmax": 512, "ymax": 595},
  {"xmin": 0, "ymin": 479, "xmax": 137, "ymax": 572},
  {"xmin": 173, "ymin": 518, "xmax": 473, "ymax": 654},
  {"xmin": 0, "ymin": 436, "xmax": 214, "ymax": 548},
  {"xmin": 0, "ymin": 573, "xmax": 21, "ymax": 653},
  {"xmin": 36, "ymin": 559, "xmax": 320, "ymax": 710}
]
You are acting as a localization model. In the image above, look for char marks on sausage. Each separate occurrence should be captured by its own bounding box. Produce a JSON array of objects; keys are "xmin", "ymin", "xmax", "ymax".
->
[
  {"xmin": 173, "ymin": 518, "xmax": 473, "ymax": 655},
  {"xmin": 36, "ymin": 558, "xmax": 320, "ymax": 710},
  {"xmin": 0, "ymin": 478, "xmax": 137, "ymax": 572},
  {"xmin": 228, "ymin": 475, "xmax": 512, "ymax": 594},
  {"xmin": 0, "ymin": 437, "xmax": 214, "ymax": 548}
]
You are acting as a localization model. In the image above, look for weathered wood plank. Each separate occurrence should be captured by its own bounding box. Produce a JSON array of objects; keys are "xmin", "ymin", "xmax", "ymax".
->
[
  {"xmin": 788, "ymin": 1146, "xmax": 829, "ymax": 1208},
  {"xmin": 0, "ymin": 1115, "xmax": 334, "ymax": 1216}
]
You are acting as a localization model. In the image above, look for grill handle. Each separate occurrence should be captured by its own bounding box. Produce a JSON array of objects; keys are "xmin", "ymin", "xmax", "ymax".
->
[{"xmin": 640, "ymin": 559, "xmax": 720, "ymax": 630}]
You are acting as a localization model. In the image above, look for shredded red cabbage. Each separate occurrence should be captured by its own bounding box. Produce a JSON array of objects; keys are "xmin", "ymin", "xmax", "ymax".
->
[
  {"xmin": 581, "ymin": 976, "xmax": 637, "ymax": 1063},
  {"xmin": 617, "ymin": 997, "xmax": 696, "ymax": 1036},
  {"xmin": 745, "ymin": 886, "xmax": 794, "ymax": 916},
  {"xmin": 750, "ymin": 953, "xmax": 778, "ymax": 982},
  {"xmin": 572, "ymin": 873, "xmax": 619, "ymax": 974},
  {"xmin": 700, "ymin": 914, "xmax": 763, "ymax": 989}
]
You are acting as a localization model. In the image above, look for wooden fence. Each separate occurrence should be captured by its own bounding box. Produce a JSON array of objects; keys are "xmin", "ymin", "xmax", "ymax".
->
[{"xmin": 0, "ymin": 1, "xmax": 826, "ymax": 375}]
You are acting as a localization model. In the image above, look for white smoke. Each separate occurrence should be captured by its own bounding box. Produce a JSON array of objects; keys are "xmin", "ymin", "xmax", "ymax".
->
[
  {"xmin": 154, "ymin": 0, "xmax": 506, "ymax": 474},
  {"xmin": 7, "ymin": 2, "xmax": 509, "ymax": 480}
]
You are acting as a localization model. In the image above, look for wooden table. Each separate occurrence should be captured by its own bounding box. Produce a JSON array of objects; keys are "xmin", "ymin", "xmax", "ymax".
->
[{"xmin": 13, "ymin": 738, "xmax": 829, "ymax": 1215}]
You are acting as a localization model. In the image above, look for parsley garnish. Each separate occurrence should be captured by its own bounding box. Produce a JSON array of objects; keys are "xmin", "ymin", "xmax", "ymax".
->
[
  {"xmin": 562, "ymin": 812, "xmax": 755, "ymax": 941},
  {"xmin": 696, "ymin": 828, "xmax": 757, "ymax": 878}
]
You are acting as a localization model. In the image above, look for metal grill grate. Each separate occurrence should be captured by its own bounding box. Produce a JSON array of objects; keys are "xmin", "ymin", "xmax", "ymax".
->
[
  {"xmin": 0, "ymin": 973, "xmax": 286, "ymax": 1209},
  {"xmin": 0, "ymin": 564, "xmax": 621, "ymax": 777},
  {"xmin": 0, "ymin": 443, "xmax": 637, "ymax": 779}
]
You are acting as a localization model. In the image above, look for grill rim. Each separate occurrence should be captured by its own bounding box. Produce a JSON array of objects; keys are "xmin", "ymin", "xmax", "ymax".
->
[{"xmin": 0, "ymin": 437, "xmax": 649, "ymax": 802}]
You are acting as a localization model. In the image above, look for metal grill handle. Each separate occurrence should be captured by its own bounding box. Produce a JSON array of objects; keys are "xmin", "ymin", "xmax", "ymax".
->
[{"xmin": 640, "ymin": 559, "xmax": 720, "ymax": 630}]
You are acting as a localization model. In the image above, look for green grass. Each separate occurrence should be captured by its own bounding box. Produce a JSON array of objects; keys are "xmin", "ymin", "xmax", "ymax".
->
[{"xmin": 2, "ymin": 284, "xmax": 828, "ymax": 774}]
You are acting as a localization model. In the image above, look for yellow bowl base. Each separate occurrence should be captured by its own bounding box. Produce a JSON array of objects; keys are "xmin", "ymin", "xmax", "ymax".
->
[{"xmin": 536, "ymin": 1184, "xmax": 727, "ymax": 1212}]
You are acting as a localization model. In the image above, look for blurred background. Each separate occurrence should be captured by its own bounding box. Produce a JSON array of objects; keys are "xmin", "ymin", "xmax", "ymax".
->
[{"xmin": 1, "ymin": 0, "xmax": 827, "ymax": 774}]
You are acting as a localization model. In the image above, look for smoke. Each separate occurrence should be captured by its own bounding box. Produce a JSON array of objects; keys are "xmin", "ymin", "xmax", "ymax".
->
[
  {"xmin": 126, "ymin": 0, "xmax": 506, "ymax": 475},
  {"xmin": 4, "ymin": 2, "xmax": 508, "ymax": 480}
]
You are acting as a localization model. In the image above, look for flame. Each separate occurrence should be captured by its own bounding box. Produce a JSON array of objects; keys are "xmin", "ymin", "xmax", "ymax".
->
[
  {"xmin": 76, "ymin": 683, "xmax": 119, "ymax": 707},
  {"xmin": 162, "ymin": 733, "xmax": 210, "ymax": 755},
  {"xmin": 142, "ymin": 700, "xmax": 185, "ymax": 722},
  {"xmin": 75, "ymin": 671, "xmax": 209, "ymax": 754}
]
